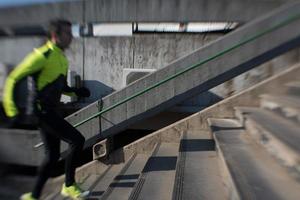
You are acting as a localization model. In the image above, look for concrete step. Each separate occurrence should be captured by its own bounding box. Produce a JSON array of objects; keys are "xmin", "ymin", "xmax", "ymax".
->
[
  {"xmin": 85, "ymin": 162, "xmax": 128, "ymax": 199},
  {"xmin": 208, "ymin": 118, "xmax": 300, "ymax": 200},
  {"xmin": 42, "ymin": 191, "xmax": 59, "ymax": 200},
  {"xmin": 260, "ymin": 94, "xmax": 300, "ymax": 124},
  {"xmin": 235, "ymin": 107, "xmax": 300, "ymax": 174},
  {"xmin": 43, "ymin": 174, "xmax": 102, "ymax": 200},
  {"xmin": 42, "ymin": 161, "xmax": 127, "ymax": 200},
  {"xmin": 172, "ymin": 131, "xmax": 226, "ymax": 200},
  {"xmin": 74, "ymin": 174, "xmax": 103, "ymax": 200},
  {"xmin": 286, "ymin": 81, "xmax": 300, "ymax": 96},
  {"xmin": 100, "ymin": 154, "xmax": 150, "ymax": 200},
  {"xmin": 129, "ymin": 142, "xmax": 179, "ymax": 200}
]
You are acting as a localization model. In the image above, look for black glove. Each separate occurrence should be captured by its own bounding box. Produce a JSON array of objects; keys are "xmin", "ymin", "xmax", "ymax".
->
[{"xmin": 75, "ymin": 87, "xmax": 91, "ymax": 98}]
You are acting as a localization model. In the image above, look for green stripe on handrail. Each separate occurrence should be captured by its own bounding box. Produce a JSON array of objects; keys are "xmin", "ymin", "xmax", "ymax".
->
[{"xmin": 74, "ymin": 12, "xmax": 300, "ymax": 128}]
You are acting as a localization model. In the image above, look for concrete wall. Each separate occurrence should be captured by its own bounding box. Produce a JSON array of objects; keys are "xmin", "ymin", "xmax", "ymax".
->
[{"xmin": 84, "ymin": 34, "xmax": 223, "ymax": 101}]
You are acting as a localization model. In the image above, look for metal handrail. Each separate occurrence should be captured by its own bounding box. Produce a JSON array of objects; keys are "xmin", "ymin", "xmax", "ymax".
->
[{"xmin": 73, "ymin": 12, "xmax": 300, "ymax": 128}]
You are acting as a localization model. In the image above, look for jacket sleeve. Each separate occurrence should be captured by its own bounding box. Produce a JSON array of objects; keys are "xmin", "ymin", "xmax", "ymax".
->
[{"xmin": 3, "ymin": 49, "xmax": 46, "ymax": 117}]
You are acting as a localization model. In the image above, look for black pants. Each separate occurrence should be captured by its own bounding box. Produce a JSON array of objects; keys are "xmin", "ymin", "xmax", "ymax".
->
[{"xmin": 32, "ymin": 109, "xmax": 85, "ymax": 198}]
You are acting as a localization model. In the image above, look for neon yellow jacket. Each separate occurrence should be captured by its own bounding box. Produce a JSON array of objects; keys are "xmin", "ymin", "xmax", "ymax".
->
[{"xmin": 3, "ymin": 41, "xmax": 73, "ymax": 117}]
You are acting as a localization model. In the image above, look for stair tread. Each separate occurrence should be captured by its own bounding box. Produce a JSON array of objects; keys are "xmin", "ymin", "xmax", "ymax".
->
[
  {"xmin": 83, "ymin": 174, "xmax": 104, "ymax": 192},
  {"xmin": 286, "ymin": 81, "xmax": 300, "ymax": 88},
  {"xmin": 130, "ymin": 142, "xmax": 179, "ymax": 200},
  {"xmin": 43, "ymin": 163, "xmax": 126, "ymax": 200},
  {"xmin": 102, "ymin": 154, "xmax": 150, "ymax": 200},
  {"xmin": 210, "ymin": 118, "xmax": 300, "ymax": 200},
  {"xmin": 42, "ymin": 192, "xmax": 58, "ymax": 200},
  {"xmin": 261, "ymin": 94, "xmax": 300, "ymax": 109},
  {"xmin": 286, "ymin": 81, "xmax": 300, "ymax": 96},
  {"xmin": 49, "ymin": 174, "xmax": 101, "ymax": 200},
  {"xmin": 173, "ymin": 131, "xmax": 226, "ymax": 200},
  {"xmin": 87, "ymin": 162, "xmax": 127, "ymax": 199},
  {"xmin": 236, "ymin": 107, "xmax": 300, "ymax": 153}
]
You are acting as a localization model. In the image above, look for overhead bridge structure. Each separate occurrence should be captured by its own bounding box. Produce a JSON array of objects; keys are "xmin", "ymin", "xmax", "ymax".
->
[{"xmin": 0, "ymin": 0, "xmax": 294, "ymax": 34}]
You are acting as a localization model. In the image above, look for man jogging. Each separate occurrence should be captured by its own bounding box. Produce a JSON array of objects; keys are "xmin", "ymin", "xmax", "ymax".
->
[{"xmin": 3, "ymin": 19, "xmax": 90, "ymax": 200}]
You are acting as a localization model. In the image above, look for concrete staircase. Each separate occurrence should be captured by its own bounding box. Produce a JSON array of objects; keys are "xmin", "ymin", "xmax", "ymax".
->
[
  {"xmin": 206, "ymin": 73, "xmax": 300, "ymax": 199},
  {"xmin": 41, "ymin": 136, "xmax": 227, "ymax": 200},
  {"xmin": 35, "ymin": 64, "xmax": 300, "ymax": 200},
  {"xmin": 1, "ymin": 1, "xmax": 300, "ymax": 166}
]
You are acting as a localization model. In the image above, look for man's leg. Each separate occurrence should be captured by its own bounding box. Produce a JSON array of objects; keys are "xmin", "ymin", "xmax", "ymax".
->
[
  {"xmin": 31, "ymin": 127, "xmax": 60, "ymax": 198},
  {"xmin": 38, "ymin": 110, "xmax": 85, "ymax": 186}
]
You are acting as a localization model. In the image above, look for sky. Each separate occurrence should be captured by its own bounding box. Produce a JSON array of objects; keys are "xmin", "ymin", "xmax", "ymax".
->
[{"xmin": 0, "ymin": 0, "xmax": 74, "ymax": 7}]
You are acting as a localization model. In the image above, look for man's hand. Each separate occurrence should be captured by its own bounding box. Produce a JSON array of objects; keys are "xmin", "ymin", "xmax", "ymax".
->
[{"xmin": 75, "ymin": 87, "xmax": 91, "ymax": 98}]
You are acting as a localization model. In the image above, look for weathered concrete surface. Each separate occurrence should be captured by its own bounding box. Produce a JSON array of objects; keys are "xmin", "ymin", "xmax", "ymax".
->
[
  {"xmin": 65, "ymin": 38, "xmax": 84, "ymax": 78},
  {"xmin": 69, "ymin": 2, "xmax": 300, "ymax": 147},
  {"xmin": 117, "ymin": 63, "xmax": 300, "ymax": 162},
  {"xmin": 0, "ymin": 0, "xmax": 294, "ymax": 28},
  {"xmin": 83, "ymin": 34, "xmax": 221, "ymax": 95},
  {"xmin": 84, "ymin": 37, "xmax": 133, "ymax": 101},
  {"xmin": 132, "ymin": 34, "xmax": 221, "ymax": 70}
]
